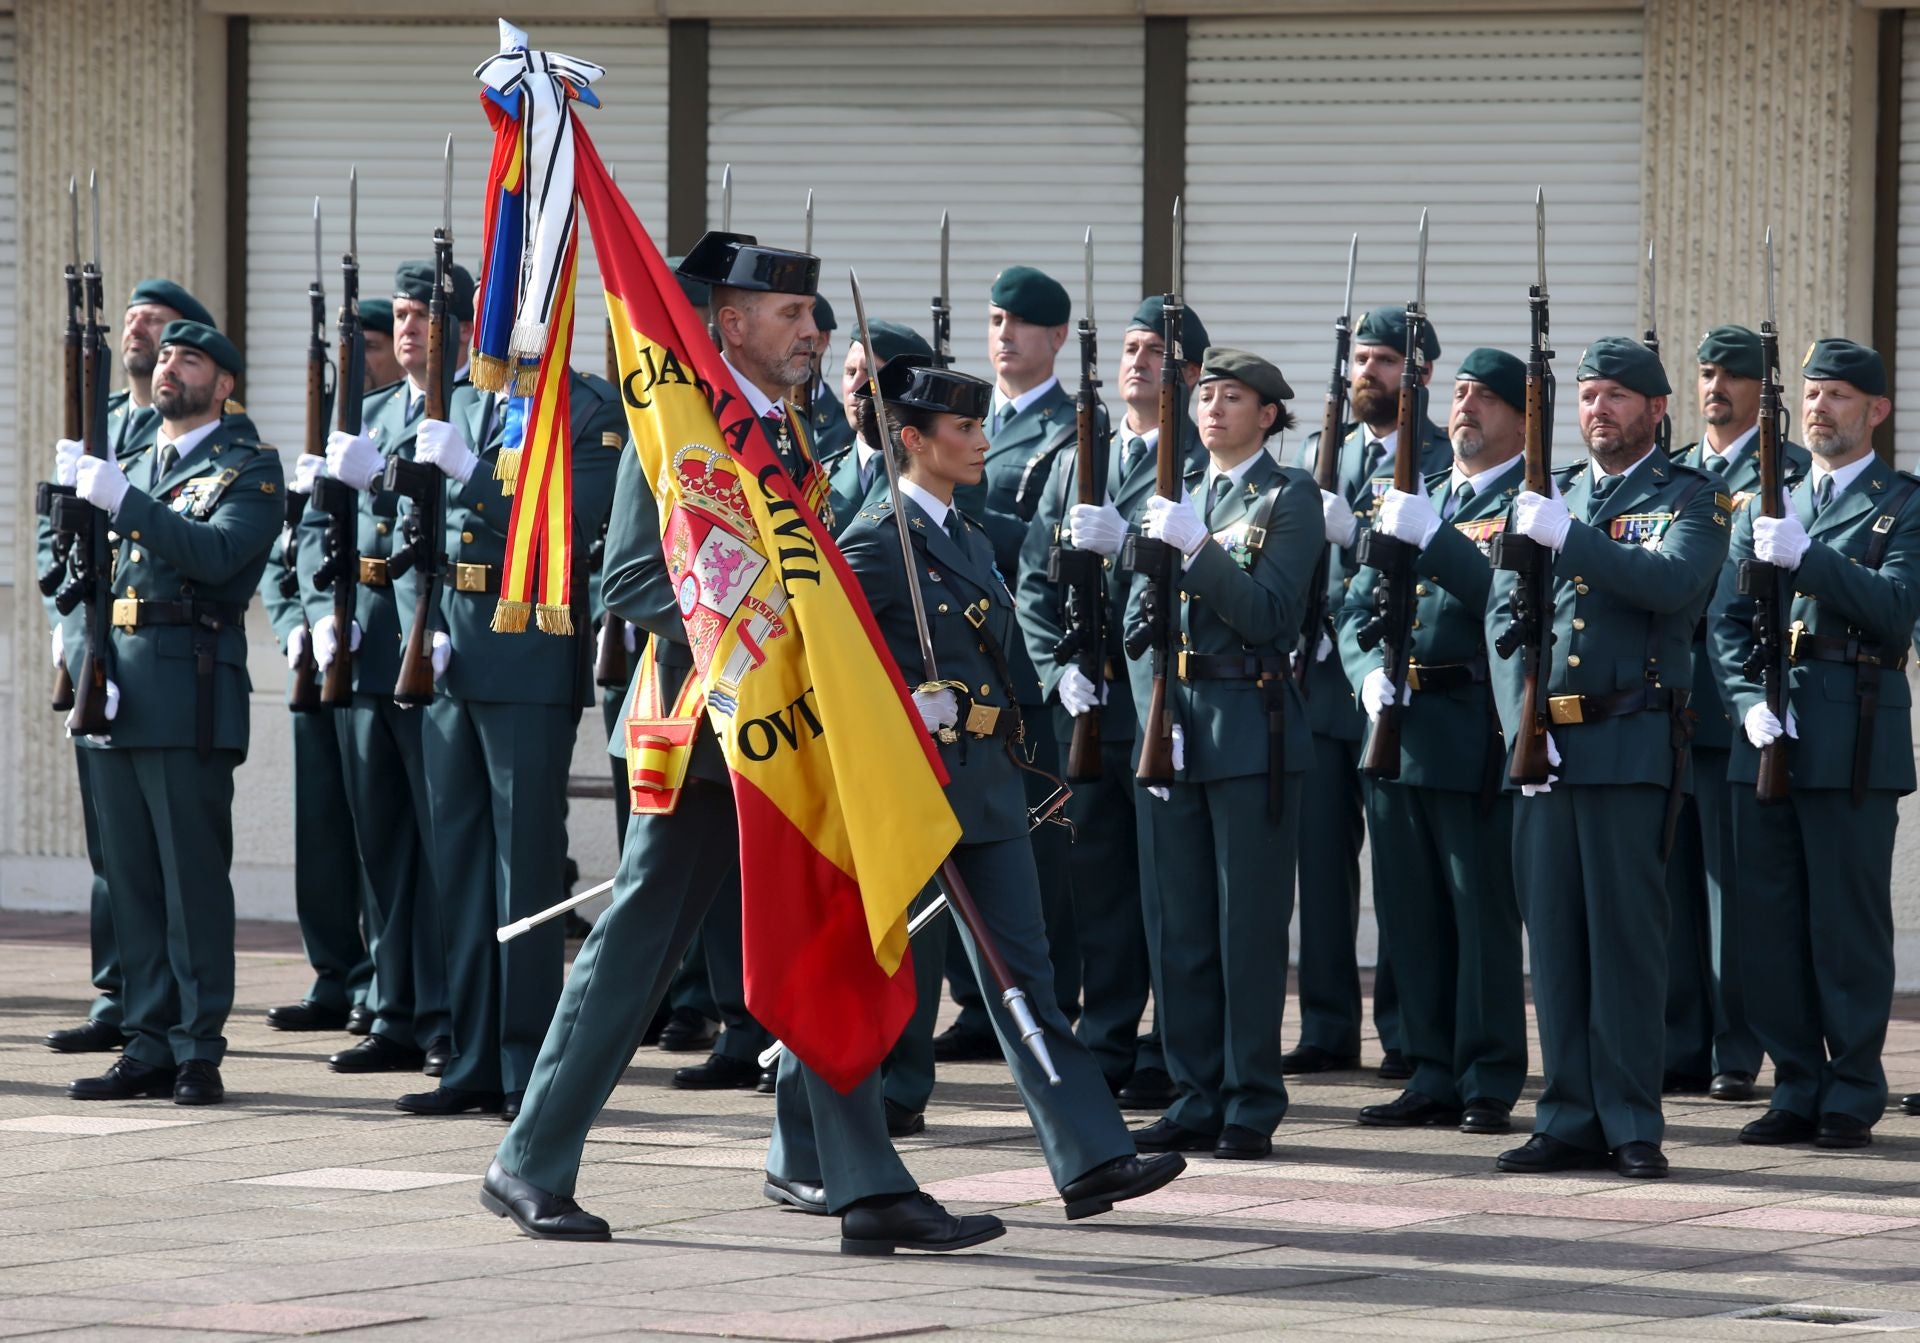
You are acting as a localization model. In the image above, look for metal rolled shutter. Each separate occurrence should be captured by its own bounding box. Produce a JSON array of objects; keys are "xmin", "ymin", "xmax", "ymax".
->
[
  {"xmin": 1897, "ymin": 18, "xmax": 1920, "ymax": 470},
  {"xmin": 0, "ymin": 14, "xmax": 18, "ymax": 586}
]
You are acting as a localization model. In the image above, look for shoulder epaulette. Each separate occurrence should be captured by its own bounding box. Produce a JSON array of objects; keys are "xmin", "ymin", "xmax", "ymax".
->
[
  {"xmin": 1553, "ymin": 460, "xmax": 1584, "ymax": 483},
  {"xmin": 363, "ymin": 379, "xmax": 406, "ymax": 408},
  {"xmin": 1419, "ymin": 465, "xmax": 1452, "ymax": 490},
  {"xmin": 1669, "ymin": 441, "xmax": 1698, "ymax": 461}
]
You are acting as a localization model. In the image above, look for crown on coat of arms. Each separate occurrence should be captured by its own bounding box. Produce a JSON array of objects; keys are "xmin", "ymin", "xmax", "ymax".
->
[{"xmin": 673, "ymin": 446, "xmax": 755, "ymax": 535}]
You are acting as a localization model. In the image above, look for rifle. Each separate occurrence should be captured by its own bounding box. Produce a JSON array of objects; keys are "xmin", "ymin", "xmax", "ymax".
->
[
  {"xmin": 314, "ymin": 167, "xmax": 364, "ymax": 708},
  {"xmin": 1353, "ymin": 209, "xmax": 1431, "ymax": 780},
  {"xmin": 593, "ymin": 257, "xmax": 629, "ymax": 689},
  {"xmin": 1046, "ymin": 227, "xmax": 1107, "ymax": 782},
  {"xmin": 931, "ymin": 210, "xmax": 952, "ymax": 370},
  {"xmin": 40, "ymin": 177, "xmax": 84, "ymax": 712},
  {"xmin": 708, "ymin": 163, "xmax": 732, "ymax": 351},
  {"xmin": 1491, "ymin": 189, "xmax": 1557, "ymax": 785},
  {"xmin": 1738, "ymin": 226, "xmax": 1792, "ymax": 802},
  {"xmin": 65, "ymin": 173, "xmax": 115, "ymax": 738},
  {"xmin": 1645, "ymin": 243, "xmax": 1671, "ymax": 457},
  {"xmin": 1129, "ymin": 197, "xmax": 1185, "ymax": 786},
  {"xmin": 286, "ymin": 197, "xmax": 328, "ymax": 712},
  {"xmin": 1297, "ymin": 234, "xmax": 1358, "ymax": 692},
  {"xmin": 387, "ymin": 136, "xmax": 453, "ymax": 708}
]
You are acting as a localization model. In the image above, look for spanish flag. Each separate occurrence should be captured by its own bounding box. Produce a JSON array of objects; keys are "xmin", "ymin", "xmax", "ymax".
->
[{"xmin": 573, "ymin": 122, "xmax": 960, "ymax": 1093}]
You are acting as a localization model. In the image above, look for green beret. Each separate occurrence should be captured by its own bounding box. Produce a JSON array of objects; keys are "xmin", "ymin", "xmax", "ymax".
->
[
  {"xmin": 159, "ymin": 319, "xmax": 243, "ymax": 377},
  {"xmin": 1455, "ymin": 347, "xmax": 1526, "ymax": 413},
  {"xmin": 1696, "ymin": 324, "xmax": 1763, "ymax": 381},
  {"xmin": 127, "ymin": 278, "xmax": 214, "ymax": 329},
  {"xmin": 854, "ymin": 319, "xmax": 932, "ymax": 366},
  {"xmin": 1354, "ymin": 305, "xmax": 1440, "ymax": 362},
  {"xmin": 1576, "ymin": 336, "xmax": 1670, "ymax": 396},
  {"xmin": 1198, "ymin": 346, "xmax": 1293, "ymax": 404},
  {"xmin": 664, "ymin": 255, "xmax": 711, "ymax": 311},
  {"xmin": 1127, "ymin": 296, "xmax": 1211, "ymax": 367},
  {"xmin": 393, "ymin": 260, "xmax": 476, "ymax": 324},
  {"xmin": 1802, "ymin": 338, "xmax": 1887, "ymax": 396},
  {"xmin": 812, "ymin": 294, "xmax": 837, "ymax": 332},
  {"xmin": 989, "ymin": 265, "xmax": 1069, "ymax": 327},
  {"xmin": 357, "ymin": 297, "xmax": 394, "ymax": 336}
]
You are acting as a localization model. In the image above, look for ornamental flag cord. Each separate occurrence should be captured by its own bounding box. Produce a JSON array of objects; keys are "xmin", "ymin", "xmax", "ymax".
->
[{"xmin": 480, "ymin": 22, "xmax": 963, "ymax": 1092}]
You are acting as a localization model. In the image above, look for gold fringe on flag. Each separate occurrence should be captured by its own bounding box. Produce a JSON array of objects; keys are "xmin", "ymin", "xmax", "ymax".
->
[
  {"xmin": 535, "ymin": 603, "xmax": 574, "ymax": 636},
  {"xmin": 512, "ymin": 361, "xmax": 542, "ymax": 398},
  {"xmin": 490, "ymin": 598, "xmax": 532, "ymax": 634},
  {"xmin": 470, "ymin": 350, "xmax": 514, "ymax": 394},
  {"xmin": 493, "ymin": 446, "xmax": 523, "ymax": 493}
]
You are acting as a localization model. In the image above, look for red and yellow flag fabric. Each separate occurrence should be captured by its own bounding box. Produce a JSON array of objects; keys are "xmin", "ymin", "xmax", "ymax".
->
[{"xmin": 573, "ymin": 121, "xmax": 960, "ymax": 1092}]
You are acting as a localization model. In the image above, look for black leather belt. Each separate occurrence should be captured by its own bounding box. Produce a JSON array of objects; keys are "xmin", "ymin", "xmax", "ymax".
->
[
  {"xmin": 1176, "ymin": 652, "xmax": 1289, "ymax": 682},
  {"xmin": 110, "ymin": 599, "xmax": 245, "ymax": 629},
  {"xmin": 1406, "ymin": 658, "xmax": 1489, "ymax": 692},
  {"xmin": 1789, "ymin": 628, "xmax": 1909, "ymax": 672},
  {"xmin": 1547, "ymin": 684, "xmax": 1676, "ymax": 727}
]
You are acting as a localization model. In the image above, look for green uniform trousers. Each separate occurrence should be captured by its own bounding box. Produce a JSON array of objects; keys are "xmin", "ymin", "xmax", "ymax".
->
[
  {"xmin": 1663, "ymin": 749, "xmax": 1761, "ymax": 1080},
  {"xmin": 1732, "ymin": 788, "xmax": 1898, "ymax": 1126},
  {"xmin": 74, "ymin": 745, "xmax": 122, "ymax": 1027},
  {"xmin": 90, "ymin": 747, "xmax": 238, "ymax": 1068},
  {"xmin": 290, "ymin": 708, "xmax": 372, "ymax": 1013},
  {"xmin": 693, "ymin": 869, "xmax": 771, "ymax": 1064},
  {"xmin": 342, "ymin": 693, "xmax": 447, "ymax": 1050},
  {"xmin": 880, "ymin": 884, "xmax": 947, "ymax": 1116},
  {"xmin": 496, "ymin": 781, "xmax": 738, "ymax": 1197},
  {"xmin": 599, "ymin": 684, "xmax": 630, "ymax": 852},
  {"xmin": 1366, "ymin": 782, "xmax": 1526, "ymax": 1108},
  {"xmin": 426, "ymin": 697, "xmax": 573, "ymax": 1096},
  {"xmin": 1515, "ymin": 784, "xmax": 1669, "ymax": 1150},
  {"xmin": 1145, "ymin": 774, "xmax": 1297, "ymax": 1137}
]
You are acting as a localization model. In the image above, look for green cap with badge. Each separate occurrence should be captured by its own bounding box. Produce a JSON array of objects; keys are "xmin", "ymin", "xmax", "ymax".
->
[
  {"xmin": 1696, "ymin": 324, "xmax": 1764, "ymax": 381},
  {"xmin": 127, "ymin": 278, "xmax": 215, "ymax": 329},
  {"xmin": 1355, "ymin": 304, "xmax": 1440, "ymax": 362},
  {"xmin": 393, "ymin": 259, "xmax": 477, "ymax": 323},
  {"xmin": 159, "ymin": 319, "xmax": 244, "ymax": 377},
  {"xmin": 1455, "ymin": 347, "xmax": 1526, "ymax": 412},
  {"xmin": 1802, "ymin": 338, "xmax": 1887, "ymax": 396},
  {"xmin": 664, "ymin": 255, "xmax": 711, "ymax": 311},
  {"xmin": 990, "ymin": 265, "xmax": 1070, "ymax": 326},
  {"xmin": 854, "ymin": 319, "xmax": 933, "ymax": 365},
  {"xmin": 358, "ymin": 297, "xmax": 394, "ymax": 336},
  {"xmin": 1199, "ymin": 346, "xmax": 1293, "ymax": 404},
  {"xmin": 1128, "ymin": 296, "xmax": 1211, "ymax": 367},
  {"xmin": 1576, "ymin": 336, "xmax": 1670, "ymax": 397}
]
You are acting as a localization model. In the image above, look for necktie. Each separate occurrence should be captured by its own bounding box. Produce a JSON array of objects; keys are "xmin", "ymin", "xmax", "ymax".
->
[
  {"xmin": 1815, "ymin": 475, "xmax": 1834, "ymax": 514},
  {"xmin": 990, "ymin": 403, "xmax": 1013, "ymax": 437},
  {"xmin": 156, "ymin": 442, "xmax": 178, "ymax": 479},
  {"xmin": 1588, "ymin": 472, "xmax": 1620, "ymax": 522},
  {"xmin": 1207, "ymin": 474, "xmax": 1234, "ymax": 525},
  {"xmin": 857, "ymin": 452, "xmax": 876, "ymax": 499},
  {"xmin": 1363, "ymin": 439, "xmax": 1388, "ymax": 481},
  {"xmin": 1705, "ymin": 452, "xmax": 1730, "ymax": 475},
  {"xmin": 945, "ymin": 510, "xmax": 968, "ymax": 549},
  {"xmin": 1444, "ymin": 479, "xmax": 1474, "ymax": 521},
  {"xmin": 1123, "ymin": 435, "xmax": 1147, "ymax": 477},
  {"xmin": 406, "ymin": 392, "xmax": 424, "ymax": 425}
]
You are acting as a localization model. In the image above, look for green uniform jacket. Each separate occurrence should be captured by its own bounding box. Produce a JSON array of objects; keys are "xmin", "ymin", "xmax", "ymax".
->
[
  {"xmin": 822, "ymin": 443, "xmax": 889, "ymax": 540},
  {"xmin": 1710, "ymin": 460, "xmax": 1920, "ymax": 793},
  {"xmin": 810, "ymin": 384, "xmax": 854, "ymax": 464},
  {"xmin": 258, "ymin": 533, "xmax": 306, "ymax": 649},
  {"xmin": 1486, "ymin": 452, "xmax": 1730, "ymax": 788},
  {"xmin": 103, "ymin": 419, "xmax": 284, "ymax": 754},
  {"xmin": 437, "ymin": 373, "xmax": 624, "ymax": 704},
  {"xmin": 971, "ymin": 378, "xmax": 1074, "ymax": 582},
  {"xmin": 839, "ymin": 495, "xmax": 1030, "ymax": 843},
  {"xmin": 1336, "ymin": 462, "xmax": 1520, "ymax": 790}
]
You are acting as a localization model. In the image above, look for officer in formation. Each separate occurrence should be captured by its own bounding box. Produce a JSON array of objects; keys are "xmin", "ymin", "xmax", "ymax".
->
[
  {"xmin": 808, "ymin": 293, "xmax": 854, "ymax": 460},
  {"xmin": 824, "ymin": 319, "xmax": 933, "ymax": 532}
]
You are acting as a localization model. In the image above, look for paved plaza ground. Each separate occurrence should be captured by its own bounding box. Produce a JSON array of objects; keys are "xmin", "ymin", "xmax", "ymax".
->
[{"xmin": 4, "ymin": 910, "xmax": 1920, "ymax": 1341}]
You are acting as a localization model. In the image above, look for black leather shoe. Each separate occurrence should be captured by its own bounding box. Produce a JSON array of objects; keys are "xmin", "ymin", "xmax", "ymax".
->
[
  {"xmin": 1662, "ymin": 1070, "xmax": 1711, "ymax": 1095},
  {"xmin": 1816, "ymin": 1113, "xmax": 1873, "ymax": 1149},
  {"xmin": 1358, "ymin": 1091, "xmax": 1463, "ymax": 1129},
  {"xmin": 1460, "ymin": 1098, "xmax": 1513, "ymax": 1134},
  {"xmin": 501, "ymin": 1091, "xmax": 523, "ymax": 1121},
  {"xmin": 174, "ymin": 1059, "xmax": 224, "ymax": 1106},
  {"xmin": 265, "ymin": 1000, "xmax": 349, "ymax": 1032},
  {"xmin": 885, "ymin": 1101, "xmax": 925, "ymax": 1138},
  {"xmin": 1116, "ymin": 1066, "xmax": 1175, "ymax": 1111},
  {"xmin": 930, "ymin": 1022, "xmax": 1000, "ymax": 1063},
  {"xmin": 1709, "ymin": 1071, "xmax": 1756, "ymax": 1102},
  {"xmin": 423, "ymin": 1036, "xmax": 453, "ymax": 1076},
  {"xmin": 69, "ymin": 1055, "xmax": 174, "ymax": 1100},
  {"xmin": 1613, "ymin": 1141, "xmax": 1669, "ymax": 1178},
  {"xmin": 1377, "ymin": 1049, "xmax": 1412, "ymax": 1081},
  {"xmin": 1213, "ymin": 1125, "xmax": 1273, "ymax": 1160},
  {"xmin": 1495, "ymin": 1133, "xmax": 1606, "ymax": 1174},
  {"xmin": 1740, "ymin": 1109, "xmax": 1817, "ymax": 1145},
  {"xmin": 1280, "ymin": 1045, "xmax": 1359, "ymax": 1075},
  {"xmin": 480, "ymin": 1160, "xmax": 609, "ymax": 1241},
  {"xmin": 839, "ymin": 1191, "xmax": 1004, "ymax": 1255},
  {"xmin": 656, "ymin": 1006, "xmax": 718, "ymax": 1053},
  {"xmin": 395, "ymin": 1086, "xmax": 503, "ymax": 1116},
  {"xmin": 1130, "ymin": 1116, "xmax": 1216, "ymax": 1153},
  {"xmin": 345, "ymin": 1004, "xmax": 374, "ymax": 1036},
  {"xmin": 329, "ymin": 1034, "xmax": 426, "ymax": 1074},
  {"xmin": 1904, "ymin": 1094, "xmax": 1920, "ymax": 1117},
  {"xmin": 671, "ymin": 1053, "xmax": 762, "ymax": 1090},
  {"xmin": 763, "ymin": 1172, "xmax": 829, "ymax": 1215},
  {"xmin": 1060, "ymin": 1152, "xmax": 1186, "ymax": 1220},
  {"xmin": 46, "ymin": 1019, "xmax": 126, "ymax": 1053},
  {"xmin": 757, "ymin": 1067, "xmax": 777, "ymax": 1095}
]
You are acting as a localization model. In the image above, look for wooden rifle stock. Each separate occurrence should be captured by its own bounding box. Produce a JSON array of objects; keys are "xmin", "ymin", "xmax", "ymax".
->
[
  {"xmin": 1750, "ymin": 327, "xmax": 1792, "ymax": 801},
  {"xmin": 391, "ymin": 233, "xmax": 451, "ymax": 708},
  {"xmin": 1506, "ymin": 367, "xmax": 1555, "ymax": 784},
  {"xmin": 66, "ymin": 245, "xmax": 114, "ymax": 740},
  {"xmin": 1134, "ymin": 298, "xmax": 1183, "ymax": 786},
  {"xmin": 289, "ymin": 281, "xmax": 329, "ymax": 712},
  {"xmin": 1355, "ymin": 344, "xmax": 1422, "ymax": 779},
  {"xmin": 322, "ymin": 256, "xmax": 365, "ymax": 707},
  {"xmin": 50, "ymin": 257, "xmax": 83, "ymax": 713},
  {"xmin": 1063, "ymin": 359, "xmax": 1104, "ymax": 782}
]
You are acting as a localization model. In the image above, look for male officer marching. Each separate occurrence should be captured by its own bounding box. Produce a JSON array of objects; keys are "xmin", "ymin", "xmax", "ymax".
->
[
  {"xmin": 1293, "ymin": 306, "xmax": 1446, "ymax": 1077},
  {"xmin": 823, "ymin": 319, "xmax": 933, "ymax": 535},
  {"xmin": 1663, "ymin": 324, "xmax": 1808, "ymax": 1101},
  {"xmin": 1487, "ymin": 336, "xmax": 1728, "ymax": 1179},
  {"xmin": 64, "ymin": 321, "xmax": 282, "ymax": 1105},
  {"xmin": 1337, "ymin": 349, "xmax": 1529, "ymax": 1135},
  {"xmin": 807, "ymin": 293, "xmax": 855, "ymax": 461},
  {"xmin": 1711, "ymin": 339, "xmax": 1920, "ymax": 1151}
]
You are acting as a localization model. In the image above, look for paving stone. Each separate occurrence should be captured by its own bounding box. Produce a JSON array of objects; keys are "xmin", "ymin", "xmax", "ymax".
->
[
  {"xmin": 232, "ymin": 1167, "xmax": 477, "ymax": 1192},
  {"xmin": 116, "ymin": 1302, "xmax": 423, "ymax": 1335},
  {"xmin": 0, "ymin": 1114, "xmax": 206, "ymax": 1136}
]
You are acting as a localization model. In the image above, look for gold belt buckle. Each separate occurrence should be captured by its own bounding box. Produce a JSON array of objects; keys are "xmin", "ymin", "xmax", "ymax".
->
[
  {"xmin": 1547, "ymin": 694, "xmax": 1585, "ymax": 726},
  {"xmin": 1176, "ymin": 650, "xmax": 1191, "ymax": 681},
  {"xmin": 965, "ymin": 703, "xmax": 1000, "ymax": 736},
  {"xmin": 1788, "ymin": 621, "xmax": 1807, "ymax": 661},
  {"xmin": 358, "ymin": 556, "xmax": 389, "ymax": 586},
  {"xmin": 1405, "ymin": 664, "xmax": 1423, "ymax": 692},
  {"xmin": 111, "ymin": 598, "xmax": 139, "ymax": 628},
  {"xmin": 455, "ymin": 562, "xmax": 490, "ymax": 593}
]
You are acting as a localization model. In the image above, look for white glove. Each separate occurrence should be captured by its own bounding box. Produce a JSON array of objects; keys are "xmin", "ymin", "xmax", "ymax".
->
[
  {"xmin": 54, "ymin": 437, "xmax": 83, "ymax": 487},
  {"xmin": 1361, "ymin": 667, "xmax": 1398, "ymax": 722},
  {"xmin": 311, "ymin": 614, "xmax": 362, "ymax": 671},
  {"xmin": 1514, "ymin": 490, "xmax": 1571, "ymax": 552},
  {"xmin": 1321, "ymin": 490, "xmax": 1358, "ymax": 548},
  {"xmin": 1753, "ymin": 514, "xmax": 1812, "ymax": 571},
  {"xmin": 1744, "ymin": 703, "xmax": 1800, "ymax": 749},
  {"xmin": 50, "ymin": 628, "xmax": 65, "ymax": 673},
  {"xmin": 417, "ymin": 418, "xmax": 478, "ymax": 484},
  {"xmin": 1067, "ymin": 501, "xmax": 1127, "ymax": 557},
  {"xmin": 286, "ymin": 625, "xmax": 309, "ymax": 670},
  {"xmin": 1147, "ymin": 724, "xmax": 1187, "ymax": 802},
  {"xmin": 1520, "ymin": 732, "xmax": 1562, "ymax": 797},
  {"xmin": 291, "ymin": 453, "xmax": 325, "ymax": 496},
  {"xmin": 326, "ymin": 430, "xmax": 382, "ymax": 490},
  {"xmin": 913, "ymin": 685, "xmax": 959, "ymax": 735},
  {"xmin": 1058, "ymin": 665, "xmax": 1106, "ymax": 718},
  {"xmin": 106, "ymin": 679, "xmax": 119, "ymax": 721},
  {"xmin": 430, "ymin": 630, "xmax": 452, "ymax": 678},
  {"xmin": 1376, "ymin": 488, "xmax": 1442, "ymax": 550},
  {"xmin": 76, "ymin": 456, "xmax": 130, "ymax": 516},
  {"xmin": 1315, "ymin": 632, "xmax": 1333, "ymax": 664},
  {"xmin": 1142, "ymin": 494, "xmax": 1208, "ymax": 559},
  {"xmin": 622, "ymin": 621, "xmax": 638, "ymax": 653}
]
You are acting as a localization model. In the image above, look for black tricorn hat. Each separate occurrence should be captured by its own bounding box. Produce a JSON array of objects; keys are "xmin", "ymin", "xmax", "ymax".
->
[
  {"xmin": 856, "ymin": 354, "xmax": 994, "ymax": 419},
  {"xmin": 676, "ymin": 231, "xmax": 819, "ymax": 297}
]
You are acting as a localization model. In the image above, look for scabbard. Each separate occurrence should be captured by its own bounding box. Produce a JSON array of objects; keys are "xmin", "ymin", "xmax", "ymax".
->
[
  {"xmin": 1659, "ymin": 691, "xmax": 1694, "ymax": 863},
  {"xmin": 1263, "ymin": 676, "xmax": 1287, "ymax": 822},
  {"xmin": 1852, "ymin": 662, "xmax": 1879, "ymax": 808}
]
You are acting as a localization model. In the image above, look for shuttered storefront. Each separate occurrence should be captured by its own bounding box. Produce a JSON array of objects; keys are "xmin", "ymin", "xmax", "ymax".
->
[
  {"xmin": 1896, "ymin": 16, "xmax": 1920, "ymax": 470},
  {"xmin": 0, "ymin": 14, "xmax": 18, "ymax": 587}
]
